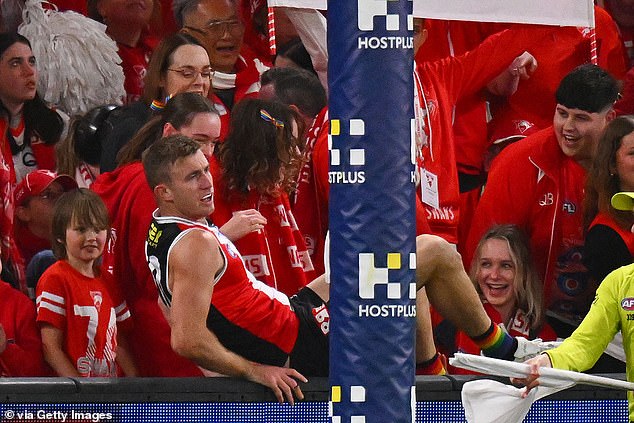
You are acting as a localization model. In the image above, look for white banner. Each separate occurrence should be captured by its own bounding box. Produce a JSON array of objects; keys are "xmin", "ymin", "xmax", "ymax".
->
[{"xmin": 268, "ymin": 0, "xmax": 594, "ymax": 27}]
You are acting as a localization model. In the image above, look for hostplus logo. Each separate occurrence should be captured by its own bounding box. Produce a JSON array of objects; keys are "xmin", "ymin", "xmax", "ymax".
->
[
  {"xmin": 328, "ymin": 118, "xmax": 366, "ymax": 185},
  {"xmin": 330, "ymin": 385, "xmax": 416, "ymax": 423},
  {"xmin": 357, "ymin": 252, "xmax": 417, "ymax": 318},
  {"xmin": 357, "ymin": 0, "xmax": 413, "ymax": 50}
]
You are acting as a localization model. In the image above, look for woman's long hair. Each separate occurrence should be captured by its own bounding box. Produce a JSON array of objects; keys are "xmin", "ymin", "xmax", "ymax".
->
[
  {"xmin": 469, "ymin": 224, "xmax": 545, "ymax": 331},
  {"xmin": 584, "ymin": 115, "xmax": 634, "ymax": 231},
  {"xmin": 218, "ymin": 98, "xmax": 303, "ymax": 197},
  {"xmin": 117, "ymin": 92, "xmax": 217, "ymax": 166},
  {"xmin": 0, "ymin": 33, "xmax": 63, "ymax": 146}
]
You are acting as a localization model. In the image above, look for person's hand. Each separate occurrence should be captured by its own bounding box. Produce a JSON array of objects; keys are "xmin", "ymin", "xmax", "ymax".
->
[
  {"xmin": 0, "ymin": 324, "xmax": 7, "ymax": 354},
  {"xmin": 509, "ymin": 51, "xmax": 538, "ymax": 80},
  {"xmin": 510, "ymin": 353, "xmax": 552, "ymax": 398},
  {"xmin": 219, "ymin": 209, "xmax": 267, "ymax": 241},
  {"xmin": 487, "ymin": 51, "xmax": 538, "ymax": 97},
  {"xmin": 247, "ymin": 363, "xmax": 307, "ymax": 405}
]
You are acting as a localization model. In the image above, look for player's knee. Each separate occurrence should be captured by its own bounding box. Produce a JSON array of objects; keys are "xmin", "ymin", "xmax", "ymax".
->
[{"xmin": 416, "ymin": 234, "xmax": 461, "ymax": 271}]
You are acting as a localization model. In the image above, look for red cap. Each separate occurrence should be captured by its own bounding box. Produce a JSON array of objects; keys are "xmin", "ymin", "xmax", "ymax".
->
[
  {"xmin": 15, "ymin": 170, "xmax": 77, "ymax": 207},
  {"xmin": 490, "ymin": 119, "xmax": 539, "ymax": 145}
]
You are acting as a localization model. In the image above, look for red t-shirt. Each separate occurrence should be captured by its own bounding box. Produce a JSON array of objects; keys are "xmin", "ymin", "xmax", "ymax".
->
[{"xmin": 36, "ymin": 261, "xmax": 131, "ymax": 377}]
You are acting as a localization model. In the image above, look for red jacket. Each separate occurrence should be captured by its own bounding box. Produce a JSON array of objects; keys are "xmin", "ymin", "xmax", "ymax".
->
[
  {"xmin": 487, "ymin": 7, "xmax": 627, "ymax": 139},
  {"xmin": 467, "ymin": 128, "xmax": 591, "ymax": 322},
  {"xmin": 615, "ymin": 67, "xmax": 634, "ymax": 116},
  {"xmin": 117, "ymin": 34, "xmax": 160, "ymax": 105},
  {"xmin": 92, "ymin": 163, "xmax": 203, "ymax": 376},
  {"xmin": 0, "ymin": 281, "xmax": 44, "ymax": 376},
  {"xmin": 415, "ymin": 26, "xmax": 550, "ymax": 243},
  {"xmin": 416, "ymin": 19, "xmax": 495, "ymax": 176}
]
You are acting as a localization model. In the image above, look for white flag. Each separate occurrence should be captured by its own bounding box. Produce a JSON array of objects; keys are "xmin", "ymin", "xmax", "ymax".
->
[{"xmin": 268, "ymin": 0, "xmax": 594, "ymax": 28}]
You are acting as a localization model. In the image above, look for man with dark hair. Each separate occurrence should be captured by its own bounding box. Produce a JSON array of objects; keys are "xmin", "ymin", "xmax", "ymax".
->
[
  {"xmin": 467, "ymin": 64, "xmax": 619, "ymax": 338},
  {"xmin": 143, "ymin": 135, "xmax": 544, "ymax": 404},
  {"xmin": 260, "ymin": 66, "xmax": 326, "ymax": 129},
  {"xmin": 259, "ymin": 66, "xmax": 329, "ymax": 274}
]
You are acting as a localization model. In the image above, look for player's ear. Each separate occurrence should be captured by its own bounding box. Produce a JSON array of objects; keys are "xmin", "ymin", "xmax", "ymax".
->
[
  {"xmin": 155, "ymin": 183, "xmax": 174, "ymax": 202},
  {"xmin": 162, "ymin": 122, "xmax": 177, "ymax": 137}
]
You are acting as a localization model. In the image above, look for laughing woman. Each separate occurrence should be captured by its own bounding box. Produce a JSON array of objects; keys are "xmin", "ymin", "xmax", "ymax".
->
[{"xmin": 446, "ymin": 224, "xmax": 556, "ymax": 373}]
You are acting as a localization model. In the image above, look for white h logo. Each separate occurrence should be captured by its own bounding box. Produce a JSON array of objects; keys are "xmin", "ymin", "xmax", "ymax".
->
[
  {"xmin": 358, "ymin": 252, "xmax": 417, "ymax": 300},
  {"xmin": 358, "ymin": 0, "xmax": 401, "ymax": 31}
]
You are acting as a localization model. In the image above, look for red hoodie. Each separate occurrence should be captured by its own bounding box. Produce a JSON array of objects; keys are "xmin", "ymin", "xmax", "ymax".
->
[
  {"xmin": 414, "ymin": 25, "xmax": 551, "ymax": 243},
  {"xmin": 487, "ymin": 7, "xmax": 627, "ymax": 141},
  {"xmin": 92, "ymin": 163, "xmax": 203, "ymax": 376}
]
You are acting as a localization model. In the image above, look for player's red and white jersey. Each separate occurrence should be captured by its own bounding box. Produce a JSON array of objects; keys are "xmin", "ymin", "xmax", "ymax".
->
[
  {"xmin": 146, "ymin": 213, "xmax": 301, "ymax": 366},
  {"xmin": 36, "ymin": 260, "xmax": 131, "ymax": 377}
]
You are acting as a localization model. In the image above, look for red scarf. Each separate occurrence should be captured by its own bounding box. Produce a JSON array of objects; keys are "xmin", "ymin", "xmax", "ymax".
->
[
  {"xmin": 292, "ymin": 107, "xmax": 329, "ymax": 276},
  {"xmin": 212, "ymin": 165, "xmax": 315, "ymax": 297},
  {"xmin": 239, "ymin": 0, "xmax": 273, "ymax": 62}
]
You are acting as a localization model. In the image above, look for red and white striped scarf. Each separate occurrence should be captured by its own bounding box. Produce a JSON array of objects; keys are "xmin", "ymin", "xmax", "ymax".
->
[
  {"xmin": 292, "ymin": 107, "xmax": 329, "ymax": 276},
  {"xmin": 212, "ymin": 165, "xmax": 315, "ymax": 297},
  {"xmin": 0, "ymin": 119, "xmax": 26, "ymax": 294}
]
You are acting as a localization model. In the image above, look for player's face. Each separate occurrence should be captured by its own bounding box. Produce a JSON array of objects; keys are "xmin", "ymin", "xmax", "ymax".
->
[
  {"xmin": 553, "ymin": 104, "xmax": 612, "ymax": 169},
  {"xmin": 615, "ymin": 131, "xmax": 634, "ymax": 192},
  {"xmin": 167, "ymin": 150, "xmax": 214, "ymax": 220},
  {"xmin": 475, "ymin": 238, "xmax": 516, "ymax": 312},
  {"xmin": 64, "ymin": 217, "xmax": 108, "ymax": 268}
]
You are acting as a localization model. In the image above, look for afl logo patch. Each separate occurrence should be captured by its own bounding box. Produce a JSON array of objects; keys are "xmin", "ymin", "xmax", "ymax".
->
[{"xmin": 621, "ymin": 298, "xmax": 634, "ymax": 311}]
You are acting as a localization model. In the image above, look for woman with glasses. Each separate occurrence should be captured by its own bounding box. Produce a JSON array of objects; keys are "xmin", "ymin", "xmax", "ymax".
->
[
  {"xmin": 173, "ymin": 0, "xmax": 270, "ymax": 112},
  {"xmin": 99, "ymin": 32, "xmax": 214, "ymax": 172}
]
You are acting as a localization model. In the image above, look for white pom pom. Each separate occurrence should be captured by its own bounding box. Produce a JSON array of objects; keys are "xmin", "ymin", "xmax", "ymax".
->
[{"xmin": 17, "ymin": 0, "xmax": 125, "ymax": 115}]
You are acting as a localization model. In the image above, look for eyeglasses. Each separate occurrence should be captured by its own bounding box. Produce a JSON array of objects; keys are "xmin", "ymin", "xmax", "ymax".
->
[
  {"xmin": 167, "ymin": 68, "xmax": 214, "ymax": 80},
  {"xmin": 184, "ymin": 18, "xmax": 244, "ymax": 38}
]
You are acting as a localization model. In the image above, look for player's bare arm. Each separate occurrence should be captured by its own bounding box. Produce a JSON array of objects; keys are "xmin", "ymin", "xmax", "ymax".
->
[{"xmin": 168, "ymin": 229, "xmax": 307, "ymax": 404}]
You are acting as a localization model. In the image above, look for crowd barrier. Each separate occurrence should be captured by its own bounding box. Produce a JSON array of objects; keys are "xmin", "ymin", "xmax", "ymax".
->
[{"xmin": 0, "ymin": 374, "xmax": 628, "ymax": 422}]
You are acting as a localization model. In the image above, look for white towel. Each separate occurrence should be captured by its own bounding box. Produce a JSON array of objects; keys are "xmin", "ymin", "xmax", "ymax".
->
[
  {"xmin": 461, "ymin": 379, "xmax": 572, "ymax": 423},
  {"xmin": 451, "ymin": 353, "xmax": 634, "ymax": 423}
]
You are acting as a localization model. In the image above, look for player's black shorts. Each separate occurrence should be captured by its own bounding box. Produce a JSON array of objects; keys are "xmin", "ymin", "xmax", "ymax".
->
[{"xmin": 289, "ymin": 286, "xmax": 330, "ymax": 376}]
